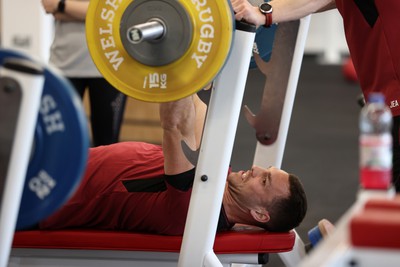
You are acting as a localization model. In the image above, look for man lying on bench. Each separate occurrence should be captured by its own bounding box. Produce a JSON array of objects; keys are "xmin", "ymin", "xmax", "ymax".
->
[{"xmin": 36, "ymin": 93, "xmax": 307, "ymax": 235}]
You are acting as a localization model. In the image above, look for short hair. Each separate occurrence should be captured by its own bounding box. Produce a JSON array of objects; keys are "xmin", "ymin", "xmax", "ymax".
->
[{"xmin": 259, "ymin": 173, "xmax": 307, "ymax": 232}]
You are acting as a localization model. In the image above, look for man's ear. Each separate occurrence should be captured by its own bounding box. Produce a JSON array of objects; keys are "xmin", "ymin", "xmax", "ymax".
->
[{"xmin": 250, "ymin": 209, "xmax": 270, "ymax": 223}]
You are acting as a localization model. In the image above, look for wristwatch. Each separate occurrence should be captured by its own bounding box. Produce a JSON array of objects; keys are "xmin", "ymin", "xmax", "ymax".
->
[
  {"xmin": 258, "ymin": 2, "xmax": 273, "ymax": 28},
  {"xmin": 57, "ymin": 0, "xmax": 66, "ymax": 13}
]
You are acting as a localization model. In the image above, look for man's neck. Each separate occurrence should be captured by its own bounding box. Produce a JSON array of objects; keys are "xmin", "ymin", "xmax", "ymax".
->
[{"xmin": 223, "ymin": 184, "xmax": 250, "ymax": 225}]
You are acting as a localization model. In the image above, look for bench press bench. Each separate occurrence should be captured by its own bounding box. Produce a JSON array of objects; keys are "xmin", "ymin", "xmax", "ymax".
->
[
  {"xmin": 2, "ymin": 7, "xmax": 311, "ymax": 265},
  {"xmin": 11, "ymin": 228, "xmax": 296, "ymax": 266}
]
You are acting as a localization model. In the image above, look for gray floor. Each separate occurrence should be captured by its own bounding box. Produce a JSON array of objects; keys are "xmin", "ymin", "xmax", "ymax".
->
[{"xmin": 230, "ymin": 55, "xmax": 362, "ymax": 266}]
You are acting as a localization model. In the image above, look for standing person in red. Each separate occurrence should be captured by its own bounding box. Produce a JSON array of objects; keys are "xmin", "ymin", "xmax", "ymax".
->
[
  {"xmin": 231, "ymin": 0, "xmax": 400, "ymax": 191},
  {"xmin": 38, "ymin": 93, "xmax": 307, "ymax": 235}
]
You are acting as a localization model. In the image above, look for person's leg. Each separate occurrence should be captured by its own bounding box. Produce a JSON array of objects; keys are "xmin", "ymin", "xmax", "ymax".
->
[
  {"xmin": 87, "ymin": 78, "xmax": 127, "ymax": 146},
  {"xmin": 68, "ymin": 78, "xmax": 87, "ymax": 99}
]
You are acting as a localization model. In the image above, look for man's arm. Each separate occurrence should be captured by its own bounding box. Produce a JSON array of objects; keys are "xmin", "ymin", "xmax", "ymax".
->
[
  {"xmin": 231, "ymin": 0, "xmax": 336, "ymax": 27},
  {"xmin": 160, "ymin": 94, "xmax": 207, "ymax": 175},
  {"xmin": 41, "ymin": 0, "xmax": 89, "ymax": 21}
]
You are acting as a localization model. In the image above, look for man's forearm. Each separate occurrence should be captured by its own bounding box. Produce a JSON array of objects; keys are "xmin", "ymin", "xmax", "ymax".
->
[
  {"xmin": 160, "ymin": 96, "xmax": 198, "ymax": 175},
  {"xmin": 161, "ymin": 97, "xmax": 195, "ymax": 137},
  {"xmin": 231, "ymin": 0, "xmax": 336, "ymax": 27},
  {"xmin": 42, "ymin": 0, "xmax": 89, "ymax": 21},
  {"xmin": 315, "ymin": 0, "xmax": 337, "ymax": 13}
]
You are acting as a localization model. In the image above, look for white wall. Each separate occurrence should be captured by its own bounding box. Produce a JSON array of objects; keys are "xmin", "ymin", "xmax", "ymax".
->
[
  {"xmin": 0, "ymin": 0, "xmax": 54, "ymax": 63},
  {"xmin": 305, "ymin": 9, "xmax": 349, "ymax": 64}
]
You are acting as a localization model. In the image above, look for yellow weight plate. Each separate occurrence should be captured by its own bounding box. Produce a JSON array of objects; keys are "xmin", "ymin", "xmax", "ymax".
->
[{"xmin": 86, "ymin": 0, "xmax": 234, "ymax": 102}]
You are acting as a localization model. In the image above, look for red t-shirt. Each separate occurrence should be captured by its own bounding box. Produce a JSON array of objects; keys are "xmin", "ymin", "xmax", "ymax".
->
[
  {"xmin": 39, "ymin": 142, "xmax": 232, "ymax": 235},
  {"xmin": 336, "ymin": 0, "xmax": 400, "ymax": 116}
]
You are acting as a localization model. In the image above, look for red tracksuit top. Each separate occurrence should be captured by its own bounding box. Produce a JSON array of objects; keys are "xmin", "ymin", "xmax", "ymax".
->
[
  {"xmin": 39, "ymin": 142, "xmax": 232, "ymax": 235},
  {"xmin": 336, "ymin": 0, "xmax": 400, "ymax": 116}
]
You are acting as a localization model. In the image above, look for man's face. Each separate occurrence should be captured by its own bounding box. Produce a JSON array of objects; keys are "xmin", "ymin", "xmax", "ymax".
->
[{"xmin": 227, "ymin": 166, "xmax": 290, "ymax": 210}]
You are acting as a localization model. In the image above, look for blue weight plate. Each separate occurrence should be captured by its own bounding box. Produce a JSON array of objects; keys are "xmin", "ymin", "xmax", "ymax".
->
[
  {"xmin": 249, "ymin": 24, "xmax": 277, "ymax": 69},
  {"xmin": 0, "ymin": 49, "xmax": 89, "ymax": 230}
]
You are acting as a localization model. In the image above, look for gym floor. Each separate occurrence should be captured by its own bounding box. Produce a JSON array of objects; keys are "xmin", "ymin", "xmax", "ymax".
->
[{"xmin": 230, "ymin": 55, "xmax": 362, "ymax": 266}]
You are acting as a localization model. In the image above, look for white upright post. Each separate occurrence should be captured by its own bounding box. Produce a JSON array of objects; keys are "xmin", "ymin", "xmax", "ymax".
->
[
  {"xmin": 178, "ymin": 28, "xmax": 256, "ymax": 267},
  {"xmin": 0, "ymin": 60, "xmax": 44, "ymax": 267}
]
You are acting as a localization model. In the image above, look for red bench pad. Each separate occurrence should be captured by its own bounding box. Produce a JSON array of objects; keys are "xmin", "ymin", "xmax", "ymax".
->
[{"xmin": 13, "ymin": 228, "xmax": 295, "ymax": 254}]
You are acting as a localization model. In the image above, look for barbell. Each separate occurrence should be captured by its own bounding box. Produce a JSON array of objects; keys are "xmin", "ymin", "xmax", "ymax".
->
[
  {"xmin": 86, "ymin": 0, "xmax": 234, "ymax": 102},
  {"xmin": 86, "ymin": 0, "xmax": 276, "ymax": 102}
]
